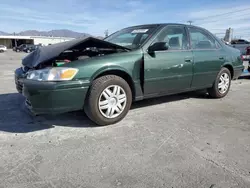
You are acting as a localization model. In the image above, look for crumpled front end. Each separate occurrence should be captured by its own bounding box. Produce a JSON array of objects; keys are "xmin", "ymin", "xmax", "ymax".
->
[
  {"xmin": 21, "ymin": 37, "xmax": 130, "ymax": 69},
  {"xmin": 14, "ymin": 37, "xmax": 131, "ymax": 115},
  {"xmin": 22, "ymin": 79, "xmax": 90, "ymax": 115}
]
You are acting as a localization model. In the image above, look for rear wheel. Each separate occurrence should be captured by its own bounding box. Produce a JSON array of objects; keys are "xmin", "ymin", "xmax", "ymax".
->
[
  {"xmin": 208, "ymin": 67, "xmax": 231, "ymax": 98},
  {"xmin": 84, "ymin": 75, "xmax": 132, "ymax": 126}
]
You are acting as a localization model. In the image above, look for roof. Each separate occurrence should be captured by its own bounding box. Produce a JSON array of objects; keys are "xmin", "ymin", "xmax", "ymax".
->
[
  {"xmin": 122, "ymin": 23, "xmax": 216, "ymax": 33},
  {"xmin": 124, "ymin": 23, "xmax": 187, "ymax": 28}
]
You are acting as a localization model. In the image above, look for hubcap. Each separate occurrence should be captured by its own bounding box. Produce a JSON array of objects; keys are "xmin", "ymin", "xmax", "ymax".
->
[
  {"xmin": 98, "ymin": 85, "xmax": 127, "ymax": 119},
  {"xmin": 218, "ymin": 73, "xmax": 230, "ymax": 94}
]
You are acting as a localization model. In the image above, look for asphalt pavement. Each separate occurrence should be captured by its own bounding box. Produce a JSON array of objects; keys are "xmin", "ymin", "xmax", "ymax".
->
[{"xmin": 0, "ymin": 50, "xmax": 250, "ymax": 188}]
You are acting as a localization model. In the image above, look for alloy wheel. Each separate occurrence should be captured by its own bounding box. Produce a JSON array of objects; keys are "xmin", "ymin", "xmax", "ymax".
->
[
  {"xmin": 98, "ymin": 85, "xmax": 127, "ymax": 119},
  {"xmin": 218, "ymin": 73, "xmax": 230, "ymax": 94}
]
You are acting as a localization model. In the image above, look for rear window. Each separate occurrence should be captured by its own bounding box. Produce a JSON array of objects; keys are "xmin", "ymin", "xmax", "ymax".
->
[{"xmin": 188, "ymin": 27, "xmax": 219, "ymax": 49}]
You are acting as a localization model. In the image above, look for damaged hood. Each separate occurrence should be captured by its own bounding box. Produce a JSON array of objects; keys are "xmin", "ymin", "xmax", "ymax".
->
[{"xmin": 22, "ymin": 37, "xmax": 131, "ymax": 68}]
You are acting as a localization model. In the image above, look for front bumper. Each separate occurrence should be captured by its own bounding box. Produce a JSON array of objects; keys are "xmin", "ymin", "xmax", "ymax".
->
[
  {"xmin": 15, "ymin": 67, "xmax": 26, "ymax": 93},
  {"xmin": 15, "ymin": 68, "xmax": 90, "ymax": 115}
]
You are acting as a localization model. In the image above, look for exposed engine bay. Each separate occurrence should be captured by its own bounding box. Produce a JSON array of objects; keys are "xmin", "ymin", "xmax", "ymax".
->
[
  {"xmin": 37, "ymin": 47, "xmax": 125, "ymax": 69},
  {"xmin": 21, "ymin": 37, "xmax": 130, "ymax": 71}
]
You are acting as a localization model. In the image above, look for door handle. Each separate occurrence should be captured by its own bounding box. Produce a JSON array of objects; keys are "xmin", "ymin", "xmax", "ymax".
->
[
  {"xmin": 184, "ymin": 57, "xmax": 193, "ymax": 63},
  {"xmin": 184, "ymin": 59, "xmax": 192, "ymax": 63}
]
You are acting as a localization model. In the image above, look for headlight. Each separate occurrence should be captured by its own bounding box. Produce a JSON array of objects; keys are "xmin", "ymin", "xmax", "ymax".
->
[
  {"xmin": 21, "ymin": 65, "xmax": 29, "ymax": 72},
  {"xmin": 26, "ymin": 67, "xmax": 78, "ymax": 81}
]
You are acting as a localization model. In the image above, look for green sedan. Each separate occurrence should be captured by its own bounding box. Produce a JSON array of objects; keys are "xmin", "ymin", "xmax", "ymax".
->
[{"xmin": 15, "ymin": 24, "xmax": 244, "ymax": 125}]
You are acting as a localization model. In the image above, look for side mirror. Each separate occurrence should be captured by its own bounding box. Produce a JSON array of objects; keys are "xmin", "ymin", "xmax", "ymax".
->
[{"xmin": 148, "ymin": 42, "xmax": 169, "ymax": 53}]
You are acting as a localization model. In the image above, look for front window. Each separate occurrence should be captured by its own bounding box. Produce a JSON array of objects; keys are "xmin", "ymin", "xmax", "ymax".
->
[
  {"xmin": 150, "ymin": 25, "xmax": 189, "ymax": 50},
  {"xmin": 104, "ymin": 25, "xmax": 159, "ymax": 49}
]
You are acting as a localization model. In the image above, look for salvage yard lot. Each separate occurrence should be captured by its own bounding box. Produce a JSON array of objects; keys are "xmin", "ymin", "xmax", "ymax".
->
[{"xmin": 0, "ymin": 50, "xmax": 250, "ymax": 188}]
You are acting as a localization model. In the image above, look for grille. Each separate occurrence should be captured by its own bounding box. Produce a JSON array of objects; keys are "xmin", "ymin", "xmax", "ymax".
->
[{"xmin": 25, "ymin": 99, "xmax": 32, "ymax": 108}]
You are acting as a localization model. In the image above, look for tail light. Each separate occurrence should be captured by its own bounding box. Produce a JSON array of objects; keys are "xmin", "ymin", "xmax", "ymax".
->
[{"xmin": 246, "ymin": 46, "xmax": 250, "ymax": 55}]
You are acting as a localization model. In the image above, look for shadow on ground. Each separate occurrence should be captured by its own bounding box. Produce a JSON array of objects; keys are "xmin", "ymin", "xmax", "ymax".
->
[
  {"xmin": 132, "ymin": 89, "xmax": 211, "ymax": 109},
  {"xmin": 0, "ymin": 90, "xmax": 210, "ymax": 133},
  {"xmin": 238, "ymin": 75, "xmax": 250, "ymax": 80}
]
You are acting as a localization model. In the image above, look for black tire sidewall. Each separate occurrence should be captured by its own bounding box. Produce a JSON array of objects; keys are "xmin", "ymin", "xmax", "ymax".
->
[
  {"xmin": 85, "ymin": 76, "xmax": 132, "ymax": 126},
  {"xmin": 213, "ymin": 68, "xmax": 231, "ymax": 98}
]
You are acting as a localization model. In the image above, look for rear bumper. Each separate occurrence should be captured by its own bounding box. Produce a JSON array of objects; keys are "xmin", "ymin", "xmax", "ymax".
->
[
  {"xmin": 242, "ymin": 55, "xmax": 250, "ymax": 61},
  {"xmin": 233, "ymin": 65, "xmax": 244, "ymax": 79},
  {"xmin": 15, "ymin": 68, "xmax": 90, "ymax": 115}
]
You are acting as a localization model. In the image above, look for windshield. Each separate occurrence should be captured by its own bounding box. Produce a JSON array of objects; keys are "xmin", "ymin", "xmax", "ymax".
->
[{"xmin": 104, "ymin": 25, "xmax": 159, "ymax": 49}]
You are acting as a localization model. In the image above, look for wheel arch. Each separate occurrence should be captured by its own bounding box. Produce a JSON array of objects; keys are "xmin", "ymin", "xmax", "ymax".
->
[
  {"xmin": 91, "ymin": 67, "xmax": 136, "ymax": 100},
  {"xmin": 222, "ymin": 63, "xmax": 234, "ymax": 79}
]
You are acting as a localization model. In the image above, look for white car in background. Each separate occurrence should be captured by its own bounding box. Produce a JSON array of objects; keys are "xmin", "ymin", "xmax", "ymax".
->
[{"xmin": 0, "ymin": 45, "xmax": 7, "ymax": 52}]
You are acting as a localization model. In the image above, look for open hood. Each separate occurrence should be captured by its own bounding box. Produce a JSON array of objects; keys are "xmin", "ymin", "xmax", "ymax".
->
[{"xmin": 22, "ymin": 37, "xmax": 131, "ymax": 68}]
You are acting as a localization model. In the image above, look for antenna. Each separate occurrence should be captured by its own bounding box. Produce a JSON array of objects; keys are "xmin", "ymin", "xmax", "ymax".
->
[{"xmin": 104, "ymin": 29, "xmax": 109, "ymax": 37}]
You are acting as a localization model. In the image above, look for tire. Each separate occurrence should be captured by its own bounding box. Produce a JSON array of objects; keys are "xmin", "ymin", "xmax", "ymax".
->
[
  {"xmin": 84, "ymin": 75, "xmax": 132, "ymax": 126},
  {"xmin": 208, "ymin": 67, "xmax": 231, "ymax": 98}
]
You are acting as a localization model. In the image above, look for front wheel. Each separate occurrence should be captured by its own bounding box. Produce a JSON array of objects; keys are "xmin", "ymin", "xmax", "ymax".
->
[
  {"xmin": 208, "ymin": 67, "xmax": 231, "ymax": 98},
  {"xmin": 84, "ymin": 75, "xmax": 132, "ymax": 126}
]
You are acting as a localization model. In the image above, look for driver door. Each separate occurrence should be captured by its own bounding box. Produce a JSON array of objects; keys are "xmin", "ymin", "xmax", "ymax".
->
[{"xmin": 143, "ymin": 25, "xmax": 194, "ymax": 96}]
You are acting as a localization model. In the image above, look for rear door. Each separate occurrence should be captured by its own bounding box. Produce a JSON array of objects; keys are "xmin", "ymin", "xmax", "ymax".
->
[{"xmin": 187, "ymin": 26, "xmax": 225, "ymax": 88}]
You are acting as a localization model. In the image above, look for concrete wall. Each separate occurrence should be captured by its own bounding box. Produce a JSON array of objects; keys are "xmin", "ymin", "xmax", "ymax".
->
[
  {"xmin": 0, "ymin": 39, "xmax": 34, "ymax": 48},
  {"xmin": 0, "ymin": 39, "xmax": 12, "ymax": 48},
  {"xmin": 0, "ymin": 36, "xmax": 75, "ymax": 48}
]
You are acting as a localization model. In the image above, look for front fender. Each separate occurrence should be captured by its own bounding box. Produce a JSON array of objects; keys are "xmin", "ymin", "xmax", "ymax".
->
[
  {"xmin": 90, "ymin": 64, "xmax": 131, "ymax": 81},
  {"xmin": 70, "ymin": 49, "xmax": 143, "ymax": 82}
]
